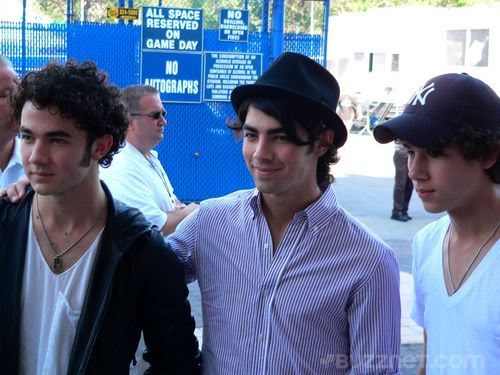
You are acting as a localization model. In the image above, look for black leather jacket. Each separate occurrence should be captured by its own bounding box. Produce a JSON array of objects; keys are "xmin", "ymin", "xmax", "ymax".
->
[{"xmin": 0, "ymin": 185, "xmax": 201, "ymax": 374}]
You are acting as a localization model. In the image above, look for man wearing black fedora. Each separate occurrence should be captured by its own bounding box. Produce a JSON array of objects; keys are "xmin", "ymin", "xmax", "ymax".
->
[
  {"xmin": 374, "ymin": 73, "xmax": 500, "ymax": 374},
  {"xmin": 169, "ymin": 52, "xmax": 401, "ymax": 373}
]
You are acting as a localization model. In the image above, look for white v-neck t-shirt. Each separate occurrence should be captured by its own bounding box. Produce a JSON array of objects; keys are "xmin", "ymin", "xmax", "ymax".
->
[
  {"xmin": 411, "ymin": 215, "xmax": 500, "ymax": 374},
  {"xmin": 19, "ymin": 215, "xmax": 102, "ymax": 375}
]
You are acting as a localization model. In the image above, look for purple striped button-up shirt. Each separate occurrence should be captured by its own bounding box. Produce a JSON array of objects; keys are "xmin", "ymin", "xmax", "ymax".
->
[{"xmin": 169, "ymin": 184, "xmax": 401, "ymax": 374}]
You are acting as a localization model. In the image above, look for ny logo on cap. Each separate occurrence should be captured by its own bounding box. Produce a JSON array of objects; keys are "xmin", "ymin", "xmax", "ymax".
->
[{"xmin": 409, "ymin": 82, "xmax": 435, "ymax": 106}]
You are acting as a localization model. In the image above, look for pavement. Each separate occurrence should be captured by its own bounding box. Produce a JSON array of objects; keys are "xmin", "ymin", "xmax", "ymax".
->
[
  {"xmin": 186, "ymin": 132, "xmax": 441, "ymax": 373},
  {"xmin": 334, "ymin": 132, "xmax": 443, "ymax": 347}
]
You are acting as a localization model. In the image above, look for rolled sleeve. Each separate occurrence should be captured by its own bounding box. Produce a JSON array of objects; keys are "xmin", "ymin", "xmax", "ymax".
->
[{"xmin": 167, "ymin": 208, "xmax": 200, "ymax": 284}]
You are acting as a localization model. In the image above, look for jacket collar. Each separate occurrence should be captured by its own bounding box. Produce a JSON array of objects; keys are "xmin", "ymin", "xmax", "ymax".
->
[{"xmin": 68, "ymin": 181, "xmax": 152, "ymax": 373}]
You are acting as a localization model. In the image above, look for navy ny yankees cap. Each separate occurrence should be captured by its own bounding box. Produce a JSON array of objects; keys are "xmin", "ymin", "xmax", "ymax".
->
[{"xmin": 373, "ymin": 73, "xmax": 500, "ymax": 148}]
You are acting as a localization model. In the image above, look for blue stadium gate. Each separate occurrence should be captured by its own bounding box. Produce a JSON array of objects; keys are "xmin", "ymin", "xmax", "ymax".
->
[{"xmin": 0, "ymin": 0, "xmax": 330, "ymax": 202}]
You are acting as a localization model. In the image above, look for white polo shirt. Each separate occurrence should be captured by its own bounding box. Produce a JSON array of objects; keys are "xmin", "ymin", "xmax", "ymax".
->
[
  {"xmin": 0, "ymin": 137, "xmax": 25, "ymax": 189},
  {"xmin": 100, "ymin": 142, "xmax": 176, "ymax": 230}
]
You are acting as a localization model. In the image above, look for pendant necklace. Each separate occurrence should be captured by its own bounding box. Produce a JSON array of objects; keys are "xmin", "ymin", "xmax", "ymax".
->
[
  {"xmin": 35, "ymin": 193, "xmax": 102, "ymax": 272},
  {"xmin": 447, "ymin": 221, "xmax": 500, "ymax": 294}
]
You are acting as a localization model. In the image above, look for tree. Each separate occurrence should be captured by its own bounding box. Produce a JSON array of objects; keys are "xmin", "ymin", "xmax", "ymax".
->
[
  {"xmin": 29, "ymin": 0, "xmax": 499, "ymax": 30},
  {"xmin": 32, "ymin": 0, "xmax": 67, "ymax": 21}
]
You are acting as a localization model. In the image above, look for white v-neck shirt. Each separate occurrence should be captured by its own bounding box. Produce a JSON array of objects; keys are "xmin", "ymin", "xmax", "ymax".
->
[
  {"xmin": 411, "ymin": 215, "xmax": 500, "ymax": 374},
  {"xmin": 19, "ymin": 215, "xmax": 102, "ymax": 375}
]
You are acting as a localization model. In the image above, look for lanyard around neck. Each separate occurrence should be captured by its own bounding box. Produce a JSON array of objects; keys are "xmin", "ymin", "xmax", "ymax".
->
[{"xmin": 144, "ymin": 152, "xmax": 175, "ymax": 204}]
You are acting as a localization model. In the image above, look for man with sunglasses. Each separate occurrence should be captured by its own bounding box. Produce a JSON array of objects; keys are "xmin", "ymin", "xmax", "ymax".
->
[
  {"xmin": 0, "ymin": 55, "xmax": 24, "ymax": 189},
  {"xmin": 100, "ymin": 85, "xmax": 198, "ymax": 236}
]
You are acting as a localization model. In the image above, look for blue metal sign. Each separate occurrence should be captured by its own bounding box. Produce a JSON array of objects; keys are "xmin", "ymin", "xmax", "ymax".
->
[
  {"xmin": 141, "ymin": 6, "xmax": 203, "ymax": 52},
  {"xmin": 204, "ymin": 52, "xmax": 262, "ymax": 102},
  {"xmin": 141, "ymin": 51, "xmax": 203, "ymax": 103},
  {"xmin": 219, "ymin": 9, "xmax": 249, "ymax": 43}
]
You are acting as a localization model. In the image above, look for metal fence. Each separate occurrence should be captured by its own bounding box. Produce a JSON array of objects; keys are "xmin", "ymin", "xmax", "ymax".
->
[{"xmin": 1, "ymin": 0, "xmax": 329, "ymax": 201}]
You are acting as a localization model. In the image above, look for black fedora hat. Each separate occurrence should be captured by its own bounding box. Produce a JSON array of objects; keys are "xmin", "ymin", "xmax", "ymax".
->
[{"xmin": 231, "ymin": 52, "xmax": 347, "ymax": 148}]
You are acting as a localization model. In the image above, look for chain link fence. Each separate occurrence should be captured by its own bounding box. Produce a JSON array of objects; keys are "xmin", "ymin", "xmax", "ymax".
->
[
  {"xmin": 1, "ymin": 0, "xmax": 328, "ymax": 200},
  {"xmin": 3, "ymin": 0, "xmax": 325, "ymax": 34}
]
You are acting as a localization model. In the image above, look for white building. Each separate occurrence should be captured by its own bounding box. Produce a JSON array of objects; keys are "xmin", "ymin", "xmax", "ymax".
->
[{"xmin": 328, "ymin": 4, "xmax": 500, "ymax": 104}]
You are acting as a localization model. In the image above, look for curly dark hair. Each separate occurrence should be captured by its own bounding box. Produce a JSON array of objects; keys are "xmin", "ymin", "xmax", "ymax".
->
[
  {"xmin": 227, "ymin": 97, "xmax": 340, "ymax": 185},
  {"xmin": 424, "ymin": 124, "xmax": 500, "ymax": 183},
  {"xmin": 12, "ymin": 60, "xmax": 128, "ymax": 167}
]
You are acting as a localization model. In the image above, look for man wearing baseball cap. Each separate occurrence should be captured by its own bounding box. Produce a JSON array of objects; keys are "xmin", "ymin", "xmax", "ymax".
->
[
  {"xmin": 374, "ymin": 73, "xmax": 500, "ymax": 374},
  {"xmin": 169, "ymin": 52, "xmax": 401, "ymax": 373}
]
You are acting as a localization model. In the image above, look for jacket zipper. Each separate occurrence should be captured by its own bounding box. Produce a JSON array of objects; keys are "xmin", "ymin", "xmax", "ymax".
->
[{"xmin": 78, "ymin": 253, "xmax": 123, "ymax": 374}]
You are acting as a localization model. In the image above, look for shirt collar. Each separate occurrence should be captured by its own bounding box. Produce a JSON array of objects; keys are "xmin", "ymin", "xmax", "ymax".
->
[
  {"xmin": 249, "ymin": 189, "xmax": 261, "ymax": 219},
  {"xmin": 304, "ymin": 183, "xmax": 340, "ymax": 229},
  {"xmin": 126, "ymin": 142, "xmax": 159, "ymax": 161},
  {"xmin": 125, "ymin": 142, "xmax": 148, "ymax": 163},
  {"xmin": 249, "ymin": 184, "xmax": 340, "ymax": 228}
]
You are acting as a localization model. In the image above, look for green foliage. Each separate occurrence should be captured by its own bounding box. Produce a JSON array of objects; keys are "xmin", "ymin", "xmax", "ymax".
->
[
  {"xmin": 283, "ymin": 0, "xmax": 325, "ymax": 34},
  {"xmin": 33, "ymin": 0, "xmax": 67, "ymax": 21},
  {"xmin": 30, "ymin": 0, "xmax": 497, "ymax": 32}
]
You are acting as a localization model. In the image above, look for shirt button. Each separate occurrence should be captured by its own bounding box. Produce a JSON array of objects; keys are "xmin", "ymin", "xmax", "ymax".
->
[
  {"xmin": 258, "ymin": 333, "xmax": 264, "ymax": 341},
  {"xmin": 263, "ymin": 243, "xmax": 269, "ymax": 249}
]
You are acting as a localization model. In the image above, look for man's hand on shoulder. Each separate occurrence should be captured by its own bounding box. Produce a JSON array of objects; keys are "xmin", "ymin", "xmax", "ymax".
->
[
  {"xmin": 0, "ymin": 175, "xmax": 30, "ymax": 203},
  {"xmin": 183, "ymin": 202, "xmax": 199, "ymax": 215},
  {"xmin": 161, "ymin": 202, "xmax": 199, "ymax": 236},
  {"xmin": 174, "ymin": 199, "xmax": 186, "ymax": 210}
]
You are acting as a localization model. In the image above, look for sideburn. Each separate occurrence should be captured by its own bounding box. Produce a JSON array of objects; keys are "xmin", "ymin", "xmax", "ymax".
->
[{"xmin": 79, "ymin": 140, "xmax": 93, "ymax": 167}]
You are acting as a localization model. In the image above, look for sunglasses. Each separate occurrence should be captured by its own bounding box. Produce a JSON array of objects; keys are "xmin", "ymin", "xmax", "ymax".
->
[{"xmin": 130, "ymin": 110, "xmax": 166, "ymax": 120}]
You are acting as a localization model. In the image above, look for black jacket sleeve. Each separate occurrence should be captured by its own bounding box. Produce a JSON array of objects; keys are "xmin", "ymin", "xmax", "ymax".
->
[{"xmin": 140, "ymin": 230, "xmax": 201, "ymax": 374}]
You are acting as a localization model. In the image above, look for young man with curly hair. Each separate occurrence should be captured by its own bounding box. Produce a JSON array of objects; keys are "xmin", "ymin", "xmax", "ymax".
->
[
  {"xmin": 169, "ymin": 52, "xmax": 401, "ymax": 373},
  {"xmin": 374, "ymin": 73, "xmax": 500, "ymax": 374},
  {"xmin": 0, "ymin": 61, "xmax": 200, "ymax": 374}
]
